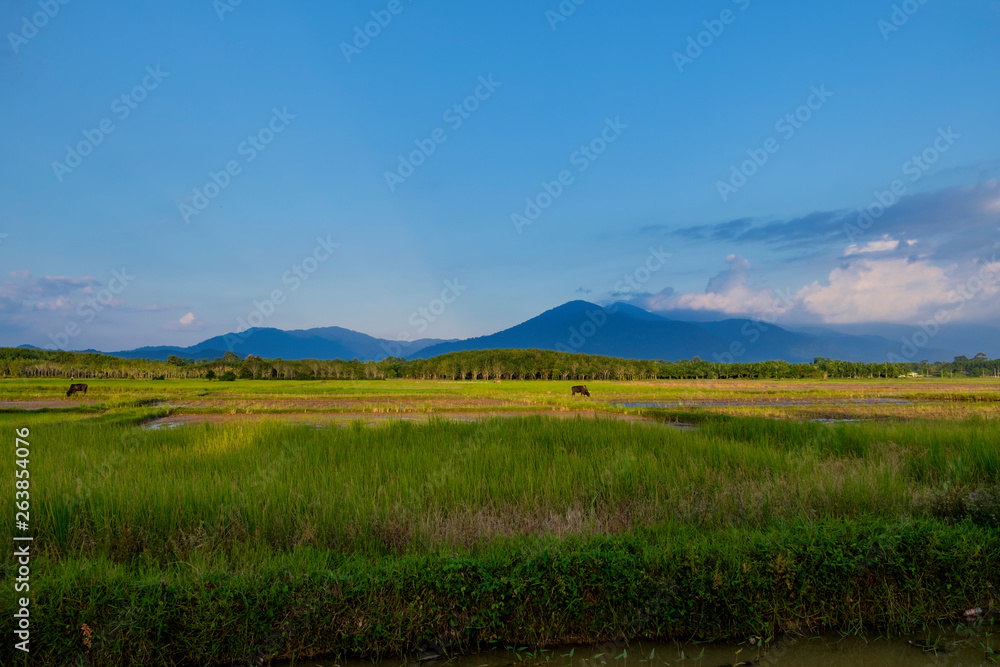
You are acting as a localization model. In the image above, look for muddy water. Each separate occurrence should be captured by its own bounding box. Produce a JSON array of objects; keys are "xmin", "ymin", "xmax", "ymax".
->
[
  {"xmin": 287, "ymin": 632, "xmax": 998, "ymax": 667},
  {"xmin": 614, "ymin": 398, "xmax": 911, "ymax": 408},
  {"xmin": 139, "ymin": 411, "xmax": 697, "ymax": 430},
  {"xmin": 0, "ymin": 399, "xmax": 93, "ymax": 409}
]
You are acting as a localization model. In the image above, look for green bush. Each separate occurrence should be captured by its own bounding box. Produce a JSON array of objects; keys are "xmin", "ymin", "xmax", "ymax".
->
[{"xmin": 4, "ymin": 519, "xmax": 998, "ymax": 666}]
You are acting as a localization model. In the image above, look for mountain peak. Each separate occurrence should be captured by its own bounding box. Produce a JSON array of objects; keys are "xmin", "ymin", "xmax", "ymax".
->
[{"xmin": 83, "ymin": 301, "xmax": 954, "ymax": 363}]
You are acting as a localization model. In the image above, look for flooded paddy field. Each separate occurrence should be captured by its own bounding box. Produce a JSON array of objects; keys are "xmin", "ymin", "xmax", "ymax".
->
[
  {"xmin": 2, "ymin": 376, "xmax": 998, "ymax": 423},
  {"xmin": 297, "ymin": 629, "xmax": 1000, "ymax": 667},
  {"xmin": 1, "ymin": 377, "xmax": 998, "ymax": 666},
  {"xmin": 139, "ymin": 409, "xmax": 672, "ymax": 430}
]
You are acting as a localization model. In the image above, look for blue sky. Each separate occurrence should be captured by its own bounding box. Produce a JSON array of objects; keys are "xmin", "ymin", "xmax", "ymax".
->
[{"xmin": 1, "ymin": 0, "xmax": 999, "ymax": 351}]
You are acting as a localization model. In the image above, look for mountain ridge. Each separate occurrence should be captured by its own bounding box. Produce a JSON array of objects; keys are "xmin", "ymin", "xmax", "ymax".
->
[
  {"xmin": 32, "ymin": 301, "xmax": 955, "ymax": 363},
  {"xmin": 409, "ymin": 301, "xmax": 940, "ymax": 363},
  {"xmin": 108, "ymin": 327, "xmax": 450, "ymax": 362}
]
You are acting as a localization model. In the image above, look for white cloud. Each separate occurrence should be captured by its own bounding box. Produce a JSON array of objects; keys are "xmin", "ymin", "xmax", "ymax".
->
[
  {"xmin": 0, "ymin": 274, "xmax": 100, "ymax": 312},
  {"xmin": 630, "ymin": 247, "xmax": 1000, "ymax": 326},
  {"xmin": 630, "ymin": 254, "xmax": 781, "ymax": 316},
  {"xmin": 796, "ymin": 258, "xmax": 955, "ymax": 323},
  {"xmin": 163, "ymin": 312, "xmax": 205, "ymax": 331},
  {"xmin": 844, "ymin": 235, "xmax": 901, "ymax": 256},
  {"xmin": 33, "ymin": 296, "xmax": 74, "ymax": 311}
]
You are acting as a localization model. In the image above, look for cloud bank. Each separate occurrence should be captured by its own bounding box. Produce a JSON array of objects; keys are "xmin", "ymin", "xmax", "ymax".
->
[
  {"xmin": 626, "ymin": 239, "xmax": 1000, "ymax": 326},
  {"xmin": 628, "ymin": 179, "xmax": 1000, "ymax": 326}
]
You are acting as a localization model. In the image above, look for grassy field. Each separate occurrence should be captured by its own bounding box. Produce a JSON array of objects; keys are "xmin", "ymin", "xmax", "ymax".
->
[
  {"xmin": 3, "ymin": 376, "xmax": 1000, "ymax": 420},
  {"xmin": 1, "ymin": 377, "xmax": 999, "ymax": 665},
  {"xmin": 7, "ymin": 412, "xmax": 1000, "ymax": 559}
]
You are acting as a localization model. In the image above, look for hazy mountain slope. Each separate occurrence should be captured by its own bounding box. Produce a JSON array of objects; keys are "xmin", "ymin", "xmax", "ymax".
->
[
  {"xmin": 410, "ymin": 301, "xmax": 728, "ymax": 360},
  {"xmin": 111, "ymin": 327, "xmax": 448, "ymax": 361}
]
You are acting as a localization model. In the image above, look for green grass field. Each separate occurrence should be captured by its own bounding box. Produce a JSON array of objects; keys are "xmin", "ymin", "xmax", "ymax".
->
[
  {"xmin": 1, "ymin": 378, "xmax": 999, "ymax": 665},
  {"xmin": 3, "ymin": 375, "xmax": 1000, "ymax": 419},
  {"xmin": 8, "ymin": 412, "xmax": 1000, "ymax": 559}
]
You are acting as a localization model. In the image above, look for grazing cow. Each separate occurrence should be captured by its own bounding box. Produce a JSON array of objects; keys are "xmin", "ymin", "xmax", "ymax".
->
[
  {"xmin": 571, "ymin": 385, "xmax": 590, "ymax": 397},
  {"xmin": 66, "ymin": 383, "xmax": 88, "ymax": 397}
]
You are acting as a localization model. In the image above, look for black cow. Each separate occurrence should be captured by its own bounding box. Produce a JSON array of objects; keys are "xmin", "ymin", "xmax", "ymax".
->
[
  {"xmin": 571, "ymin": 385, "xmax": 590, "ymax": 397},
  {"xmin": 66, "ymin": 383, "xmax": 88, "ymax": 397}
]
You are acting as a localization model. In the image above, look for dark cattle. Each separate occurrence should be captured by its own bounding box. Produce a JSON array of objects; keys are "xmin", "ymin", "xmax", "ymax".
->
[
  {"xmin": 66, "ymin": 383, "xmax": 88, "ymax": 397},
  {"xmin": 571, "ymin": 385, "xmax": 590, "ymax": 397}
]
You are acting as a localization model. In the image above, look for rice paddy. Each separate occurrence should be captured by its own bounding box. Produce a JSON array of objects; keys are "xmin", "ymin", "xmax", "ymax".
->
[{"xmin": 1, "ymin": 377, "xmax": 998, "ymax": 665}]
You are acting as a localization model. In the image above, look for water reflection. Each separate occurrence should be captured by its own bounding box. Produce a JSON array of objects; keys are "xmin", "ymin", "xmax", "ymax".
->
[{"xmin": 286, "ymin": 628, "xmax": 999, "ymax": 667}]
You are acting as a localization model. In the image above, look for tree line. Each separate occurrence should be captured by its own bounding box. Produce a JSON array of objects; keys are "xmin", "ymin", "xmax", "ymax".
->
[{"xmin": 2, "ymin": 347, "xmax": 999, "ymax": 382}]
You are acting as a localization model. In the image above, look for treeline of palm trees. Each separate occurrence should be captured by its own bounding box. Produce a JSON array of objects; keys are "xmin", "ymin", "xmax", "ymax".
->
[{"xmin": 3, "ymin": 347, "xmax": 999, "ymax": 381}]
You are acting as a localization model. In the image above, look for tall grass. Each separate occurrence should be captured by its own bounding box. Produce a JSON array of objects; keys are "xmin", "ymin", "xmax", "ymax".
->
[
  {"xmin": 6, "ymin": 414, "xmax": 997, "ymax": 562},
  {"xmin": 3, "ymin": 411, "xmax": 999, "ymax": 665}
]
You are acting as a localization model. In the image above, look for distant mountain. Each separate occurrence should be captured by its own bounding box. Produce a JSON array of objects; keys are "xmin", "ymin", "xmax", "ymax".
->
[
  {"xmin": 110, "ymin": 327, "xmax": 450, "ymax": 362},
  {"xmin": 411, "ymin": 301, "xmax": 730, "ymax": 361},
  {"xmin": 411, "ymin": 301, "xmax": 934, "ymax": 364},
  {"xmin": 786, "ymin": 322, "xmax": 1000, "ymax": 361},
  {"xmin": 70, "ymin": 300, "xmax": 959, "ymax": 363},
  {"xmin": 689, "ymin": 320, "xmax": 945, "ymax": 363}
]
